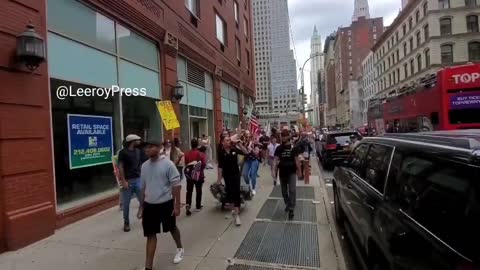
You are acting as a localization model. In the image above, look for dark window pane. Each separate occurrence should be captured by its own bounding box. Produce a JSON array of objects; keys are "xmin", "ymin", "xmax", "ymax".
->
[
  {"xmin": 440, "ymin": 18, "xmax": 452, "ymax": 35},
  {"xmin": 441, "ymin": 44, "xmax": 453, "ymax": 64},
  {"xmin": 393, "ymin": 154, "xmax": 480, "ymax": 261},
  {"xmin": 469, "ymin": 42, "xmax": 480, "ymax": 61},
  {"xmin": 364, "ymin": 144, "xmax": 394, "ymax": 193},
  {"xmin": 347, "ymin": 143, "xmax": 369, "ymax": 178}
]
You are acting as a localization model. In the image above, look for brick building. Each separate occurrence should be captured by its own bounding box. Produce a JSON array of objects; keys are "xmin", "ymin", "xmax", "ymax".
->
[
  {"xmin": 334, "ymin": 14, "xmax": 384, "ymax": 127},
  {"xmin": 324, "ymin": 33, "xmax": 337, "ymax": 127},
  {"xmin": 0, "ymin": 0, "xmax": 255, "ymax": 252}
]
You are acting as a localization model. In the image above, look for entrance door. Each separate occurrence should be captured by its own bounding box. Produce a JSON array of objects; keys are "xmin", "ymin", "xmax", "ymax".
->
[{"xmin": 190, "ymin": 117, "xmax": 207, "ymax": 141}]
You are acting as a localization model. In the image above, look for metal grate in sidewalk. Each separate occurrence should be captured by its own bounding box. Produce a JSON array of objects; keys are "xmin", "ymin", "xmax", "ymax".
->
[
  {"xmin": 226, "ymin": 264, "xmax": 279, "ymax": 270},
  {"xmin": 235, "ymin": 221, "xmax": 321, "ymax": 268},
  {"xmin": 269, "ymin": 186, "xmax": 315, "ymax": 200},
  {"xmin": 257, "ymin": 199, "xmax": 317, "ymax": 223}
]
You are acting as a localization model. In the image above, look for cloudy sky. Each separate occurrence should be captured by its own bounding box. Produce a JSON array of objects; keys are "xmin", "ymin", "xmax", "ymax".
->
[{"xmin": 288, "ymin": 0, "xmax": 402, "ymax": 99}]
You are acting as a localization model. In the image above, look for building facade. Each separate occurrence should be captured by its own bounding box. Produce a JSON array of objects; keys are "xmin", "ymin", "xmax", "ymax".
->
[
  {"xmin": 371, "ymin": 0, "xmax": 480, "ymax": 100},
  {"xmin": 324, "ymin": 33, "xmax": 338, "ymax": 127},
  {"xmin": 309, "ymin": 26, "xmax": 326, "ymax": 127},
  {"xmin": 0, "ymin": 0, "xmax": 255, "ymax": 252},
  {"xmin": 361, "ymin": 51, "xmax": 376, "ymax": 123},
  {"xmin": 334, "ymin": 12, "xmax": 384, "ymax": 128},
  {"xmin": 253, "ymin": 0, "xmax": 298, "ymax": 116}
]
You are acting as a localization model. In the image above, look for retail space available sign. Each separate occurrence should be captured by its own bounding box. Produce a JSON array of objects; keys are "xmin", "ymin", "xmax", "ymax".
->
[
  {"xmin": 67, "ymin": 114, "xmax": 114, "ymax": 169},
  {"xmin": 450, "ymin": 92, "xmax": 480, "ymax": 109},
  {"xmin": 156, "ymin": 101, "xmax": 180, "ymax": 130}
]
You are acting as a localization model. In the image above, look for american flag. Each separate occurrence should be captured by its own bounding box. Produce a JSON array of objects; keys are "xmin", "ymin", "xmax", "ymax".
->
[{"xmin": 249, "ymin": 112, "xmax": 259, "ymax": 135}]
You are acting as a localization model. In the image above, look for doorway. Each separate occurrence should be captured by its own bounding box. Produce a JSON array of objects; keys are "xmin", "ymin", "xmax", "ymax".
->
[{"xmin": 190, "ymin": 117, "xmax": 207, "ymax": 141}]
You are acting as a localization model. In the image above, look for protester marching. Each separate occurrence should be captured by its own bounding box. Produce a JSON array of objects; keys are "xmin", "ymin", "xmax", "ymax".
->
[{"xmin": 113, "ymin": 113, "xmax": 318, "ymax": 270}]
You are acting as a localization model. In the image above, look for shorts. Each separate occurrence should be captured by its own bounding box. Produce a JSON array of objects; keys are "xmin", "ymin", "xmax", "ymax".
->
[{"xmin": 142, "ymin": 200, "xmax": 176, "ymax": 237}]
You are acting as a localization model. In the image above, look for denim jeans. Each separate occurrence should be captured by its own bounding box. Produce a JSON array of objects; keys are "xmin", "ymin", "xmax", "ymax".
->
[
  {"xmin": 121, "ymin": 177, "xmax": 143, "ymax": 225},
  {"xmin": 243, "ymin": 159, "xmax": 259, "ymax": 190}
]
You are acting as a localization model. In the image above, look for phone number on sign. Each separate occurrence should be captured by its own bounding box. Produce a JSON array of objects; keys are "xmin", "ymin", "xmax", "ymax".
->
[{"xmin": 73, "ymin": 147, "xmax": 110, "ymax": 156}]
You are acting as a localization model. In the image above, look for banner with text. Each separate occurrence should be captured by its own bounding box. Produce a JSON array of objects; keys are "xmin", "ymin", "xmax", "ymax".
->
[
  {"xmin": 156, "ymin": 101, "xmax": 180, "ymax": 130},
  {"xmin": 450, "ymin": 92, "xmax": 480, "ymax": 109},
  {"xmin": 67, "ymin": 114, "xmax": 114, "ymax": 169}
]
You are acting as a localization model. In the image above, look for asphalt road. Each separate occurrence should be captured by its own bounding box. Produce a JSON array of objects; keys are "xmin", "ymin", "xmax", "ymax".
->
[{"xmin": 318, "ymin": 163, "xmax": 360, "ymax": 270}]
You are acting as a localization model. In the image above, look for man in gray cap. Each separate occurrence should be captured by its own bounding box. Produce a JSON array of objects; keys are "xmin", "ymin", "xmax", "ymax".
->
[{"xmin": 118, "ymin": 134, "xmax": 148, "ymax": 232}]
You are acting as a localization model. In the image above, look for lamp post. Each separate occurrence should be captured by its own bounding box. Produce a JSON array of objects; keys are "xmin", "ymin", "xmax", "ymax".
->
[{"xmin": 299, "ymin": 53, "xmax": 322, "ymax": 116}]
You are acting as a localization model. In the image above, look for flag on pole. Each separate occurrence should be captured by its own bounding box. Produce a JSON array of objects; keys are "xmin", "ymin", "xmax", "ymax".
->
[{"xmin": 249, "ymin": 112, "xmax": 259, "ymax": 135}]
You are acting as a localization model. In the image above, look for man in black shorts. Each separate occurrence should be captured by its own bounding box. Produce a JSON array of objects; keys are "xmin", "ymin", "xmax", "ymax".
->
[{"xmin": 137, "ymin": 141, "xmax": 184, "ymax": 270}]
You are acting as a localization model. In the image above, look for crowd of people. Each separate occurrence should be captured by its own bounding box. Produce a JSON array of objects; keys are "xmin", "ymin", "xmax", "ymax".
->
[{"xmin": 113, "ymin": 125, "xmax": 314, "ymax": 270}]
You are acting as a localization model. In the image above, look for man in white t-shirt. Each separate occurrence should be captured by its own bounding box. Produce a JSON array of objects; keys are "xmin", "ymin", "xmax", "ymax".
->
[{"xmin": 267, "ymin": 137, "xmax": 280, "ymax": 186}]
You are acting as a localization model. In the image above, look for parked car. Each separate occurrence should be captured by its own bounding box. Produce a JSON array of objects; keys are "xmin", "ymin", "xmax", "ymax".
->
[
  {"xmin": 332, "ymin": 130, "xmax": 480, "ymax": 270},
  {"xmin": 318, "ymin": 131, "xmax": 362, "ymax": 170}
]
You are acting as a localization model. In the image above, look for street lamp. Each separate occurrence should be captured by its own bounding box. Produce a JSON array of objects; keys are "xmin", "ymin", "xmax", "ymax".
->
[
  {"xmin": 172, "ymin": 81, "xmax": 184, "ymax": 102},
  {"xmin": 16, "ymin": 22, "xmax": 45, "ymax": 72},
  {"xmin": 299, "ymin": 53, "xmax": 322, "ymax": 115}
]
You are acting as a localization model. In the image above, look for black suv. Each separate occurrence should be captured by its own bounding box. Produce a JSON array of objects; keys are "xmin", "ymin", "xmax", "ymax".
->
[
  {"xmin": 333, "ymin": 130, "xmax": 480, "ymax": 270},
  {"xmin": 318, "ymin": 131, "xmax": 362, "ymax": 170}
]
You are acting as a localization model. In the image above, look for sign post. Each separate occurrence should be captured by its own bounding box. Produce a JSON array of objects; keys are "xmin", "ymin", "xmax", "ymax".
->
[{"xmin": 67, "ymin": 114, "xmax": 114, "ymax": 169}]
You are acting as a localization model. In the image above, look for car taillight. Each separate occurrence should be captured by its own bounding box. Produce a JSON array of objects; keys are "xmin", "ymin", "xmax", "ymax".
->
[
  {"xmin": 457, "ymin": 262, "xmax": 480, "ymax": 270},
  {"xmin": 325, "ymin": 144, "xmax": 337, "ymax": 150}
]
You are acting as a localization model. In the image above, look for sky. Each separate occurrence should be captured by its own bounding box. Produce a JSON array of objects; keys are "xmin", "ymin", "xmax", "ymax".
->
[{"xmin": 288, "ymin": 0, "xmax": 402, "ymax": 101}]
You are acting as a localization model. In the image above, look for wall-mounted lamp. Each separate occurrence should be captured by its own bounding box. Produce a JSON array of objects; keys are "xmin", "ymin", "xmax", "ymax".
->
[
  {"xmin": 16, "ymin": 23, "xmax": 45, "ymax": 72},
  {"xmin": 242, "ymin": 106, "xmax": 248, "ymax": 116},
  {"xmin": 172, "ymin": 81, "xmax": 184, "ymax": 102}
]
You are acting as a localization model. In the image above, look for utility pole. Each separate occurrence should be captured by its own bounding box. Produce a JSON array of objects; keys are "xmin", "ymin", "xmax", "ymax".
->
[{"xmin": 300, "ymin": 53, "xmax": 322, "ymax": 116}]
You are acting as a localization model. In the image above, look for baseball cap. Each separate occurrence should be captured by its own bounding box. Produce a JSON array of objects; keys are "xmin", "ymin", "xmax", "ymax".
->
[
  {"xmin": 280, "ymin": 129, "xmax": 290, "ymax": 137},
  {"xmin": 125, "ymin": 134, "xmax": 141, "ymax": 142}
]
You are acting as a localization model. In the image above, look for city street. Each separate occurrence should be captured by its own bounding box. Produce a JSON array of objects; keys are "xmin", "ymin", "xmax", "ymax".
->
[
  {"xmin": 316, "ymin": 163, "xmax": 359, "ymax": 270},
  {"xmin": 0, "ymin": 159, "xmax": 350, "ymax": 270}
]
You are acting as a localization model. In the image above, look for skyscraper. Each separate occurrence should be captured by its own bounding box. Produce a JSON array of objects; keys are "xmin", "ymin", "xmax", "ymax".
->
[
  {"xmin": 352, "ymin": 0, "xmax": 370, "ymax": 21},
  {"xmin": 401, "ymin": 0, "xmax": 409, "ymax": 9},
  {"xmin": 253, "ymin": 0, "xmax": 298, "ymax": 116},
  {"xmin": 309, "ymin": 26, "xmax": 325, "ymax": 126}
]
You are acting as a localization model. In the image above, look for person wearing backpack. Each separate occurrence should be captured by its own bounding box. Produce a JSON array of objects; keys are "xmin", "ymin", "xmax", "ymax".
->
[
  {"xmin": 184, "ymin": 138, "xmax": 206, "ymax": 216},
  {"xmin": 118, "ymin": 134, "xmax": 148, "ymax": 232}
]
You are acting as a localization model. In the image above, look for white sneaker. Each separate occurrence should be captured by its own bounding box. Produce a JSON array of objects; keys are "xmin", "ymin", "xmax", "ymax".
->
[
  {"xmin": 173, "ymin": 248, "xmax": 184, "ymax": 264},
  {"xmin": 232, "ymin": 211, "xmax": 242, "ymax": 226},
  {"xmin": 252, "ymin": 190, "xmax": 256, "ymax": 196}
]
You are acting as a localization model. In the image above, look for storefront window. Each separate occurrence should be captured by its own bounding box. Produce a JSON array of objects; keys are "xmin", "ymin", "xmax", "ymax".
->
[
  {"xmin": 47, "ymin": 0, "xmax": 116, "ymax": 53},
  {"xmin": 50, "ymin": 79, "xmax": 119, "ymax": 209},
  {"xmin": 122, "ymin": 96, "xmax": 162, "ymax": 142},
  {"xmin": 48, "ymin": 0, "xmax": 162, "ymax": 210},
  {"xmin": 116, "ymin": 24, "xmax": 159, "ymax": 70}
]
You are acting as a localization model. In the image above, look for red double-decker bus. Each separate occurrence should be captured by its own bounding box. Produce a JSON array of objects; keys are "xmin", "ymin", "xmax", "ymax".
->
[{"xmin": 378, "ymin": 63, "xmax": 480, "ymax": 133}]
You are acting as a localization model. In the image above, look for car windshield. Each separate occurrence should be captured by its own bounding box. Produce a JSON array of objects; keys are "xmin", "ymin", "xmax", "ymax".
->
[{"xmin": 327, "ymin": 133, "xmax": 359, "ymax": 145}]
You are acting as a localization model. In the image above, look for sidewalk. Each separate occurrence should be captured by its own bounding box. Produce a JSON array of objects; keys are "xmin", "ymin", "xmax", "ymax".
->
[{"xmin": 0, "ymin": 160, "xmax": 346, "ymax": 270}]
